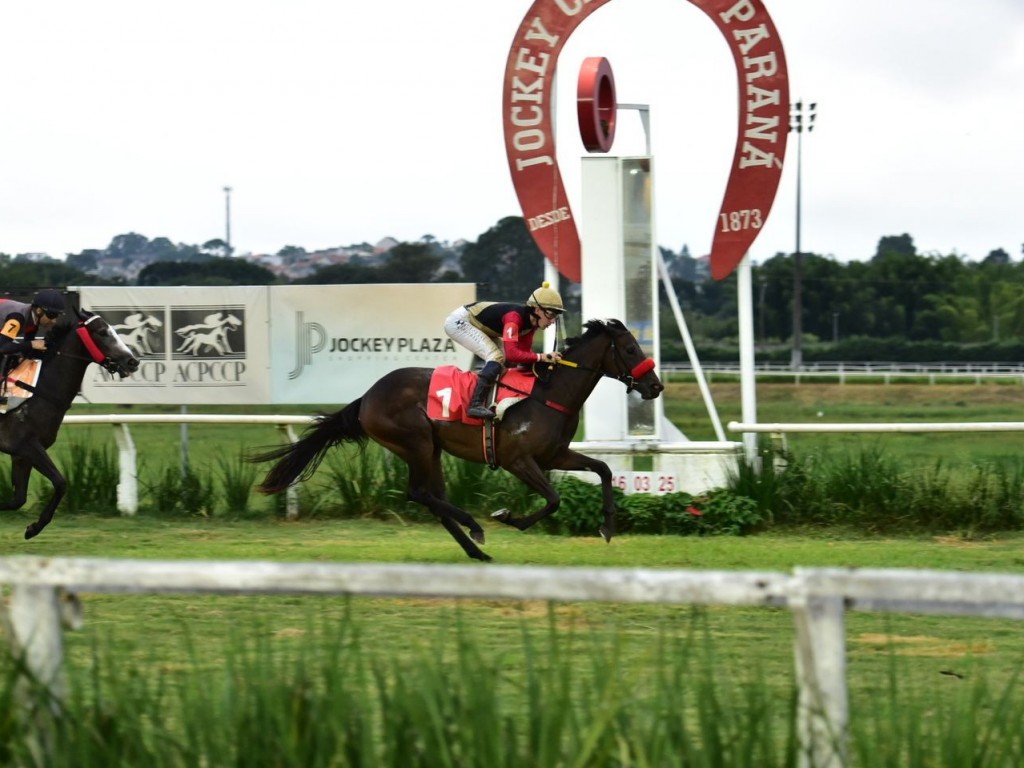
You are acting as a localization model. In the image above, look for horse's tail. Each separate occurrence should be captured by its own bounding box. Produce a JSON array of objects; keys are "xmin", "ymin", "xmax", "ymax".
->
[{"xmin": 251, "ymin": 400, "xmax": 368, "ymax": 494}]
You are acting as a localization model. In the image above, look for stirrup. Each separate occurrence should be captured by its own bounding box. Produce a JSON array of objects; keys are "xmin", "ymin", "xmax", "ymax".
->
[{"xmin": 468, "ymin": 404, "xmax": 495, "ymax": 420}]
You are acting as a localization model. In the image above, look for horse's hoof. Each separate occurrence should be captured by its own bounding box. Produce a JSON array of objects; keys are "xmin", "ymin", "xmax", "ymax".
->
[
  {"xmin": 471, "ymin": 530, "xmax": 486, "ymax": 545},
  {"xmin": 491, "ymin": 508, "xmax": 510, "ymax": 522},
  {"xmin": 24, "ymin": 524, "xmax": 39, "ymax": 540},
  {"xmin": 598, "ymin": 526, "xmax": 612, "ymax": 543}
]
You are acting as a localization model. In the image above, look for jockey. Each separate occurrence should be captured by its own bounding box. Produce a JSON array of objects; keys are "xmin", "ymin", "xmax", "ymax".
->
[
  {"xmin": 0, "ymin": 289, "xmax": 66, "ymax": 358},
  {"xmin": 0, "ymin": 289, "xmax": 66, "ymax": 401},
  {"xmin": 444, "ymin": 281, "xmax": 564, "ymax": 420}
]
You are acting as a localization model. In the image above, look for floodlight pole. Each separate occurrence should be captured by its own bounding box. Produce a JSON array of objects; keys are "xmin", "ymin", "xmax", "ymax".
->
[
  {"xmin": 223, "ymin": 186, "xmax": 233, "ymax": 255},
  {"xmin": 789, "ymin": 101, "xmax": 815, "ymax": 370}
]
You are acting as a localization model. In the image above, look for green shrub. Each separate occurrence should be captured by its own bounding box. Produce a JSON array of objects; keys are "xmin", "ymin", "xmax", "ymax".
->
[
  {"xmin": 727, "ymin": 446, "xmax": 1024, "ymax": 535},
  {"xmin": 144, "ymin": 466, "xmax": 218, "ymax": 518},
  {"xmin": 216, "ymin": 449, "xmax": 260, "ymax": 517},
  {"xmin": 57, "ymin": 438, "xmax": 120, "ymax": 514},
  {"xmin": 315, "ymin": 444, "xmax": 408, "ymax": 520},
  {"xmin": 549, "ymin": 478, "xmax": 762, "ymax": 537},
  {"xmin": 541, "ymin": 476, "xmax": 611, "ymax": 535}
]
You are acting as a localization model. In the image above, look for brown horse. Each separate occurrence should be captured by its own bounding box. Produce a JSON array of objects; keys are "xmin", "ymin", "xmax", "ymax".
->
[
  {"xmin": 252, "ymin": 319, "xmax": 664, "ymax": 561},
  {"xmin": 0, "ymin": 309, "xmax": 139, "ymax": 539}
]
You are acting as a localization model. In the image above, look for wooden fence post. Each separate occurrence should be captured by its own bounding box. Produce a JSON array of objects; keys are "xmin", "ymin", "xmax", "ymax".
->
[
  {"xmin": 791, "ymin": 591, "xmax": 849, "ymax": 768},
  {"xmin": 3, "ymin": 584, "xmax": 68, "ymax": 760},
  {"xmin": 281, "ymin": 424, "xmax": 300, "ymax": 520},
  {"xmin": 112, "ymin": 422, "xmax": 139, "ymax": 515}
]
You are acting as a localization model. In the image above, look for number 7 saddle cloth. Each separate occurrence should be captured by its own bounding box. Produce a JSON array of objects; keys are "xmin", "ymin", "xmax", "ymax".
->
[{"xmin": 426, "ymin": 365, "xmax": 538, "ymax": 425}]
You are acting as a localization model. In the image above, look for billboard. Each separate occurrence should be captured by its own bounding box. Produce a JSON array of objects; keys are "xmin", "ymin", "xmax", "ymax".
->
[
  {"xmin": 269, "ymin": 283, "xmax": 475, "ymax": 404},
  {"xmin": 76, "ymin": 284, "xmax": 476, "ymax": 405},
  {"xmin": 78, "ymin": 285, "xmax": 271, "ymax": 404}
]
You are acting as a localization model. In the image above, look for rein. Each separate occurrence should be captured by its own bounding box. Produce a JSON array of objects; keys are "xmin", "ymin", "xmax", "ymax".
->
[
  {"xmin": 553, "ymin": 339, "xmax": 656, "ymax": 392},
  {"xmin": 509, "ymin": 336, "xmax": 657, "ymax": 415},
  {"xmin": 497, "ymin": 379, "xmax": 574, "ymax": 415}
]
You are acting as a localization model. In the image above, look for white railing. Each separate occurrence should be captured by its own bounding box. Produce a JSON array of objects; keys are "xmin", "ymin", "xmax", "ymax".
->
[
  {"xmin": 663, "ymin": 362, "xmax": 1024, "ymax": 384},
  {"xmin": 727, "ymin": 420, "xmax": 1024, "ymax": 455},
  {"xmin": 3, "ymin": 556, "xmax": 1023, "ymax": 768},
  {"xmin": 65, "ymin": 414, "xmax": 315, "ymax": 519}
]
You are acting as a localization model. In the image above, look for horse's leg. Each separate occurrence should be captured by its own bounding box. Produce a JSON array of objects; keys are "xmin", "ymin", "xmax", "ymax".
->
[
  {"xmin": 16, "ymin": 446, "xmax": 67, "ymax": 539},
  {"xmin": 426, "ymin": 449, "xmax": 486, "ymax": 545},
  {"xmin": 362, "ymin": 387, "xmax": 489, "ymax": 559},
  {"xmin": 375, "ymin": 435, "xmax": 490, "ymax": 561},
  {"xmin": 490, "ymin": 456, "xmax": 561, "ymax": 531},
  {"xmin": 404, "ymin": 460, "xmax": 490, "ymax": 561},
  {"xmin": 494, "ymin": 449, "xmax": 617, "ymax": 542},
  {"xmin": 0, "ymin": 455, "xmax": 34, "ymax": 511},
  {"xmin": 553, "ymin": 449, "xmax": 617, "ymax": 542}
]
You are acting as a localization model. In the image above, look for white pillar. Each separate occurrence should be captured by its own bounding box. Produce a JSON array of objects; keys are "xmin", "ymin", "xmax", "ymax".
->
[
  {"xmin": 113, "ymin": 423, "xmax": 138, "ymax": 515},
  {"xmin": 736, "ymin": 255, "xmax": 759, "ymax": 466},
  {"xmin": 580, "ymin": 155, "xmax": 660, "ymax": 441}
]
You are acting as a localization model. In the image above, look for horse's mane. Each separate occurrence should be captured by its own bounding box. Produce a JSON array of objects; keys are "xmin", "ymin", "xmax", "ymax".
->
[
  {"xmin": 563, "ymin": 318, "xmax": 627, "ymax": 351},
  {"xmin": 39, "ymin": 316, "xmax": 77, "ymax": 361}
]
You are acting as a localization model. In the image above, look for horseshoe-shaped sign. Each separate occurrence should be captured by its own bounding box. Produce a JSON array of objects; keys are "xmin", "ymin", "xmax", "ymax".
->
[{"xmin": 503, "ymin": 0, "xmax": 789, "ymax": 281}]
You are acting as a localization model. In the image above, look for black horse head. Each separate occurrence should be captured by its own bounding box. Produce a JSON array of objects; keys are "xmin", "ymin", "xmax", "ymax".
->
[
  {"xmin": 564, "ymin": 319, "xmax": 664, "ymax": 399},
  {"xmin": 70, "ymin": 308, "xmax": 141, "ymax": 378}
]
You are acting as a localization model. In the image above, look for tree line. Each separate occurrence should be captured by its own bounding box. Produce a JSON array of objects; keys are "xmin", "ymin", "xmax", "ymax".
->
[{"xmin": 2, "ymin": 223, "xmax": 1020, "ymax": 360}]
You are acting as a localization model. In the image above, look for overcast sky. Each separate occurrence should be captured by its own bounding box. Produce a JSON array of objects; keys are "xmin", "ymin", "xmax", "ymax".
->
[{"xmin": 2, "ymin": 0, "xmax": 1021, "ymax": 268}]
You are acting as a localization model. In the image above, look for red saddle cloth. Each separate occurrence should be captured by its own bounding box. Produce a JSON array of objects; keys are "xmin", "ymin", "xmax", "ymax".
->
[{"xmin": 427, "ymin": 365, "xmax": 537, "ymax": 425}]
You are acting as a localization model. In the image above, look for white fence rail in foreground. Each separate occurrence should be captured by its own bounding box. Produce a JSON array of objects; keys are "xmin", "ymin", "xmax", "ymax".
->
[{"xmin": 3, "ymin": 557, "xmax": 1024, "ymax": 768}]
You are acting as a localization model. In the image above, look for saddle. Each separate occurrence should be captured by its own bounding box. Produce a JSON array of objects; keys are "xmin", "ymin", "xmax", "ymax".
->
[
  {"xmin": 426, "ymin": 366, "xmax": 538, "ymax": 425},
  {"xmin": 426, "ymin": 366, "xmax": 540, "ymax": 470},
  {"xmin": 0, "ymin": 358, "xmax": 41, "ymax": 414}
]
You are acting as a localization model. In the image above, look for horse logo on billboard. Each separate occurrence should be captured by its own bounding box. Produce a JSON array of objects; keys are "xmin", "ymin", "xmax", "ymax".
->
[
  {"xmin": 113, "ymin": 311, "xmax": 165, "ymax": 357},
  {"xmin": 172, "ymin": 309, "xmax": 246, "ymax": 359}
]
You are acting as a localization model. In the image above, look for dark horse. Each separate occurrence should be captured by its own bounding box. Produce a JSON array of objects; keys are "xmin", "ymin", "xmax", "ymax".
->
[
  {"xmin": 253, "ymin": 319, "xmax": 664, "ymax": 561},
  {"xmin": 0, "ymin": 309, "xmax": 139, "ymax": 539}
]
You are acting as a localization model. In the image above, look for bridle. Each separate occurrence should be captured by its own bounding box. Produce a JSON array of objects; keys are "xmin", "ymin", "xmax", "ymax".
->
[
  {"xmin": 58, "ymin": 314, "xmax": 130, "ymax": 375},
  {"xmin": 531, "ymin": 327, "xmax": 657, "ymax": 396},
  {"xmin": 602, "ymin": 335, "xmax": 656, "ymax": 393}
]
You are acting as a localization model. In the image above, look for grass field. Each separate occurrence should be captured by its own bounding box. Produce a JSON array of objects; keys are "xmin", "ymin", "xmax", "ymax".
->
[
  {"xmin": 4, "ymin": 516, "xmax": 1024, "ymax": 765},
  {"xmin": 664, "ymin": 378, "xmax": 1024, "ymax": 465},
  {"xmin": 4, "ymin": 380, "xmax": 1024, "ymax": 764}
]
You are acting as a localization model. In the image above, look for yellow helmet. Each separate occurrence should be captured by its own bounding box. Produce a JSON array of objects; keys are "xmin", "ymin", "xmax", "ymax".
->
[{"xmin": 526, "ymin": 281, "xmax": 564, "ymax": 314}]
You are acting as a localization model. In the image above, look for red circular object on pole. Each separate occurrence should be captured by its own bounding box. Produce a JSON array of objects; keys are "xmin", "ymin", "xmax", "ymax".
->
[{"xmin": 577, "ymin": 57, "xmax": 617, "ymax": 153}]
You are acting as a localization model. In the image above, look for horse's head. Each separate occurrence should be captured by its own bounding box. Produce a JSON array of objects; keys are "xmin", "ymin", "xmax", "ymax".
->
[
  {"xmin": 582, "ymin": 319, "xmax": 664, "ymax": 400},
  {"xmin": 73, "ymin": 309, "xmax": 141, "ymax": 378}
]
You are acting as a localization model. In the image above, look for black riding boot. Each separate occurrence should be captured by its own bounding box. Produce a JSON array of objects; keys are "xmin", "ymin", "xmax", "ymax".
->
[{"xmin": 467, "ymin": 361, "xmax": 502, "ymax": 420}]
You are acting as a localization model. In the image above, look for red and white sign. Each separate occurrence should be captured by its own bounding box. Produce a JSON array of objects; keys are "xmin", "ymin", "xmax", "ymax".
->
[{"xmin": 503, "ymin": 0, "xmax": 789, "ymax": 282}]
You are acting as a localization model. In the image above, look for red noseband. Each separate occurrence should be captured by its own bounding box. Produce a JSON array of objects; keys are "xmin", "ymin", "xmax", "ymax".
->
[
  {"xmin": 76, "ymin": 323, "xmax": 107, "ymax": 364},
  {"xmin": 631, "ymin": 358, "xmax": 656, "ymax": 379}
]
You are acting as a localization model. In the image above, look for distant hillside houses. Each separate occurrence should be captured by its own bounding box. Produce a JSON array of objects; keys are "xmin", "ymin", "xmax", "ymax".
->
[
  {"xmin": 15, "ymin": 234, "xmax": 471, "ymax": 284},
  {"xmin": 250, "ymin": 242, "xmax": 382, "ymax": 281}
]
